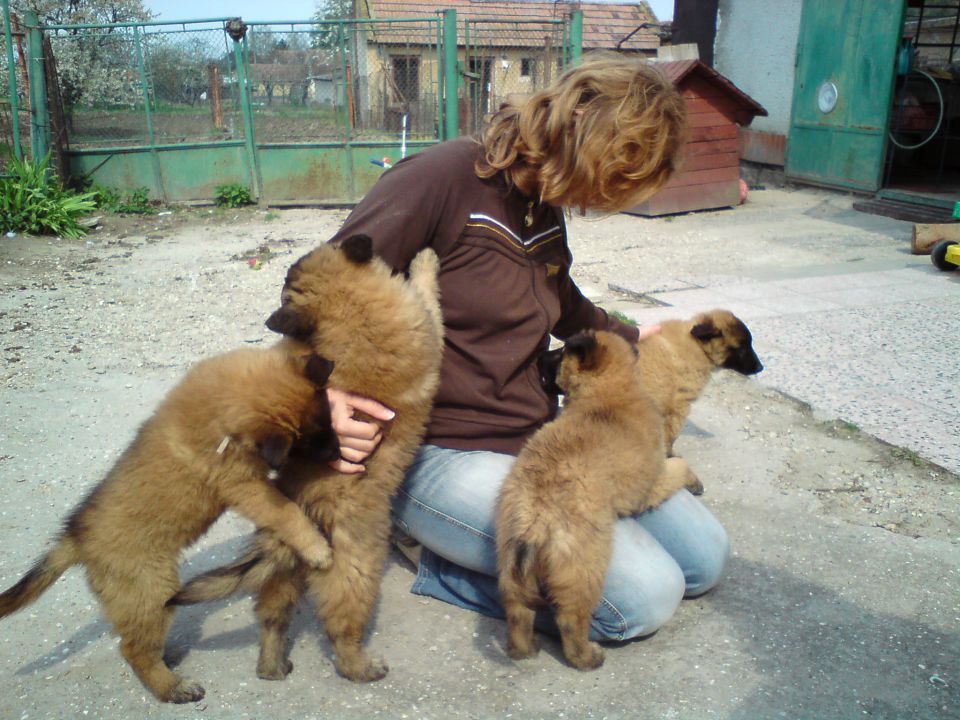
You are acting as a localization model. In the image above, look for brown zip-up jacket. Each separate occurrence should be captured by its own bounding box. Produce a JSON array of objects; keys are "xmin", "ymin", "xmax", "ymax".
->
[{"xmin": 330, "ymin": 137, "xmax": 640, "ymax": 455}]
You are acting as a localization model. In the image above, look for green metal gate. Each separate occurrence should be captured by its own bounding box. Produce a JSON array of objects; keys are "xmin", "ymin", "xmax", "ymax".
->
[
  {"xmin": 19, "ymin": 10, "xmax": 582, "ymax": 204},
  {"xmin": 785, "ymin": 0, "xmax": 906, "ymax": 192}
]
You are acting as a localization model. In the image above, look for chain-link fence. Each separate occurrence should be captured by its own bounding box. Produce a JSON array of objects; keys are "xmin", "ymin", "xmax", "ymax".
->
[
  {"xmin": 461, "ymin": 19, "xmax": 569, "ymax": 136},
  {"xmin": 11, "ymin": 11, "xmax": 580, "ymax": 201},
  {"xmin": 44, "ymin": 20, "xmax": 242, "ymax": 149},
  {"xmin": 245, "ymin": 17, "xmax": 442, "ymax": 143},
  {"xmin": 0, "ymin": 5, "xmax": 28, "ymax": 172}
]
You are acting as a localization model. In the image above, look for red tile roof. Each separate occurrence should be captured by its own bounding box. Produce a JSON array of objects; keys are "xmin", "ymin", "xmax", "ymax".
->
[{"xmin": 360, "ymin": 0, "xmax": 660, "ymax": 51}]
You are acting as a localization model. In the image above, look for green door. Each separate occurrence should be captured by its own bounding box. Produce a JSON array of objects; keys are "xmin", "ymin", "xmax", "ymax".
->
[{"xmin": 786, "ymin": 0, "xmax": 905, "ymax": 192}]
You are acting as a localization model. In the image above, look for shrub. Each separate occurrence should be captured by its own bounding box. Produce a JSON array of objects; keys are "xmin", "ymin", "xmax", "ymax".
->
[
  {"xmin": 0, "ymin": 152, "xmax": 96, "ymax": 239},
  {"xmin": 215, "ymin": 183, "xmax": 253, "ymax": 208}
]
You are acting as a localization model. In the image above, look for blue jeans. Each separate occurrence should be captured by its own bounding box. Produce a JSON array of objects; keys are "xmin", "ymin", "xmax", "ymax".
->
[{"xmin": 391, "ymin": 444, "xmax": 730, "ymax": 642}]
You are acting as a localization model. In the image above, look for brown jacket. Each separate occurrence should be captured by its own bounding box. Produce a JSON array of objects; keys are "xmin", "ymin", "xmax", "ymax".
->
[{"xmin": 331, "ymin": 137, "xmax": 639, "ymax": 454}]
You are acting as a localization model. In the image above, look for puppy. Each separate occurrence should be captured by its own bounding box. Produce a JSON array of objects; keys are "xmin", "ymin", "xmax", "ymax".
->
[
  {"xmin": 540, "ymin": 309, "xmax": 762, "ymax": 493},
  {"xmin": 0, "ymin": 347, "xmax": 340, "ymax": 703},
  {"xmin": 171, "ymin": 235, "xmax": 444, "ymax": 684},
  {"xmin": 497, "ymin": 330, "xmax": 698, "ymax": 671}
]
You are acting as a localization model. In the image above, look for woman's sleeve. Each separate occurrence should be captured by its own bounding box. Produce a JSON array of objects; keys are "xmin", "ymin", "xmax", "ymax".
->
[{"xmin": 329, "ymin": 150, "xmax": 447, "ymax": 272}]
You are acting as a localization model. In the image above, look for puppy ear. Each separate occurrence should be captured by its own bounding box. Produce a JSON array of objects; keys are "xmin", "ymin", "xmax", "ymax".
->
[
  {"xmin": 266, "ymin": 304, "xmax": 314, "ymax": 340},
  {"xmin": 258, "ymin": 433, "xmax": 294, "ymax": 471},
  {"xmin": 691, "ymin": 320, "xmax": 722, "ymax": 342},
  {"xmin": 304, "ymin": 354, "xmax": 335, "ymax": 386},
  {"xmin": 564, "ymin": 332, "xmax": 599, "ymax": 368},
  {"xmin": 339, "ymin": 234, "xmax": 374, "ymax": 264}
]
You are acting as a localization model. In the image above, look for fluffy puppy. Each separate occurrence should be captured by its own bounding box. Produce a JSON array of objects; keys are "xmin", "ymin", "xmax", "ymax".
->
[
  {"xmin": 171, "ymin": 235, "xmax": 444, "ymax": 684},
  {"xmin": 497, "ymin": 330, "xmax": 698, "ymax": 671},
  {"xmin": 0, "ymin": 347, "xmax": 340, "ymax": 703},
  {"xmin": 540, "ymin": 309, "xmax": 762, "ymax": 493}
]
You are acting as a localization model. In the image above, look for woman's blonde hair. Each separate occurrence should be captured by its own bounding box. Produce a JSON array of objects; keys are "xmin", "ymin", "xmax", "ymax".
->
[{"xmin": 476, "ymin": 51, "xmax": 687, "ymax": 213}]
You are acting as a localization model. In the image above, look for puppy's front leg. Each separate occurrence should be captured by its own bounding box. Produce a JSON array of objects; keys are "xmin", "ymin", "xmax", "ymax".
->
[
  {"xmin": 643, "ymin": 457, "xmax": 700, "ymax": 511},
  {"xmin": 222, "ymin": 480, "xmax": 332, "ymax": 570}
]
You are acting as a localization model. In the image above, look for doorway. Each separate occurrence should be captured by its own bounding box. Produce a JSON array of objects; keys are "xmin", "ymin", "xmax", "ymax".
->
[{"xmin": 882, "ymin": 0, "xmax": 960, "ymax": 203}]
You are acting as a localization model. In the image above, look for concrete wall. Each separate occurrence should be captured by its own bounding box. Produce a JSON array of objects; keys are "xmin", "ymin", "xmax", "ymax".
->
[{"xmin": 713, "ymin": 0, "xmax": 802, "ymax": 137}]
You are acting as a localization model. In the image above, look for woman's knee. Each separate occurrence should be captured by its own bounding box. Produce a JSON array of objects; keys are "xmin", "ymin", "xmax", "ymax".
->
[
  {"xmin": 635, "ymin": 490, "xmax": 731, "ymax": 597},
  {"xmin": 589, "ymin": 523, "xmax": 686, "ymax": 642},
  {"xmin": 683, "ymin": 521, "xmax": 730, "ymax": 597}
]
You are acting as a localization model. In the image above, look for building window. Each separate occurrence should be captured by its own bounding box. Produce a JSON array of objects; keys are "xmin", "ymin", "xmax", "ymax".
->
[
  {"xmin": 520, "ymin": 57, "xmax": 533, "ymax": 78},
  {"xmin": 391, "ymin": 55, "xmax": 420, "ymax": 104}
]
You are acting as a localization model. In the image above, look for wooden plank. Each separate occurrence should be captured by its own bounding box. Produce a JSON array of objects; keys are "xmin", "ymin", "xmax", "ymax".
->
[
  {"xmin": 662, "ymin": 164, "xmax": 740, "ymax": 189},
  {"xmin": 690, "ymin": 124, "xmax": 738, "ymax": 142},
  {"xmin": 685, "ymin": 96, "xmax": 742, "ymax": 118},
  {"xmin": 682, "ymin": 137, "xmax": 740, "ymax": 157},
  {"xmin": 626, "ymin": 179, "xmax": 740, "ymax": 216},
  {"xmin": 911, "ymin": 222, "xmax": 960, "ymax": 254},
  {"xmin": 687, "ymin": 111, "xmax": 733, "ymax": 128},
  {"xmin": 679, "ymin": 151, "xmax": 739, "ymax": 172}
]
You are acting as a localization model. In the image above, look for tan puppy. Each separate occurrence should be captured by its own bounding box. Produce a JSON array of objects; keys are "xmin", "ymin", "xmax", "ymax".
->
[
  {"xmin": 497, "ymin": 330, "xmax": 698, "ymax": 671},
  {"xmin": 540, "ymin": 309, "xmax": 762, "ymax": 493},
  {"xmin": 172, "ymin": 235, "xmax": 444, "ymax": 683},
  {"xmin": 0, "ymin": 347, "xmax": 340, "ymax": 703}
]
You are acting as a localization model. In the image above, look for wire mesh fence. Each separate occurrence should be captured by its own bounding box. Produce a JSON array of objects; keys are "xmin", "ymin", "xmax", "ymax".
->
[
  {"xmin": 0, "ymin": 6, "xmax": 28, "ymax": 171},
  {"xmin": 245, "ymin": 18, "xmax": 442, "ymax": 143},
  {"xmin": 461, "ymin": 19, "xmax": 569, "ymax": 136},
  {"xmin": 45, "ymin": 20, "xmax": 242, "ymax": 149}
]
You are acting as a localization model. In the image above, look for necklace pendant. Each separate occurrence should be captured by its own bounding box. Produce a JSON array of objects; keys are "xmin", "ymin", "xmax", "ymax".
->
[{"xmin": 524, "ymin": 201, "xmax": 534, "ymax": 227}]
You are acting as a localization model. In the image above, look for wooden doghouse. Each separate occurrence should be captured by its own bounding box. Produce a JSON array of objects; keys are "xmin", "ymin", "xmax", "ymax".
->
[{"xmin": 627, "ymin": 60, "xmax": 767, "ymax": 216}]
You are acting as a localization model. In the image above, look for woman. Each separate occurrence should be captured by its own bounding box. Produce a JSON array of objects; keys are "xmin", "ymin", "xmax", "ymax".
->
[{"xmin": 324, "ymin": 53, "xmax": 729, "ymax": 642}]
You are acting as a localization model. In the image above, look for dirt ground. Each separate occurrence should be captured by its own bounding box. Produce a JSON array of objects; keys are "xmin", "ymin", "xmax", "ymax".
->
[{"xmin": 0, "ymin": 195, "xmax": 957, "ymax": 719}]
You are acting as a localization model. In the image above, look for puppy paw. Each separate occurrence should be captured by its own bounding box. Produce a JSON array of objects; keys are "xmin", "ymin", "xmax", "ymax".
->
[
  {"xmin": 686, "ymin": 473, "xmax": 705, "ymax": 496},
  {"xmin": 568, "ymin": 642, "xmax": 605, "ymax": 671},
  {"xmin": 257, "ymin": 657, "xmax": 294, "ymax": 681},
  {"xmin": 300, "ymin": 540, "xmax": 333, "ymax": 570},
  {"xmin": 338, "ymin": 657, "xmax": 389, "ymax": 682},
  {"xmin": 165, "ymin": 679, "xmax": 206, "ymax": 703},
  {"xmin": 506, "ymin": 637, "xmax": 540, "ymax": 660}
]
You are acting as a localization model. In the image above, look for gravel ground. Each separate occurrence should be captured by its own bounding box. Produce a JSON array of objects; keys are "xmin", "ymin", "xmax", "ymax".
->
[{"xmin": 0, "ymin": 195, "xmax": 957, "ymax": 719}]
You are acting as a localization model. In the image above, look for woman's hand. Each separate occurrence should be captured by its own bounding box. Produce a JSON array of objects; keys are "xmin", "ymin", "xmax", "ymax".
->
[
  {"xmin": 638, "ymin": 324, "xmax": 661, "ymax": 341},
  {"xmin": 326, "ymin": 388, "xmax": 396, "ymax": 474}
]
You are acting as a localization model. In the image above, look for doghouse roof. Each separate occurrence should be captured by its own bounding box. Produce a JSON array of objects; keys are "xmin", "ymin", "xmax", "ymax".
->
[{"xmin": 657, "ymin": 59, "xmax": 768, "ymax": 124}]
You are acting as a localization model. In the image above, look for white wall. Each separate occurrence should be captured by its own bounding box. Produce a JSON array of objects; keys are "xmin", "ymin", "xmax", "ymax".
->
[{"xmin": 713, "ymin": 0, "xmax": 803, "ymax": 136}]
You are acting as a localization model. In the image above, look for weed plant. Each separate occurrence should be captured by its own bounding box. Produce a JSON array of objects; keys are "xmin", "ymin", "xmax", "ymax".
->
[
  {"xmin": 0, "ymin": 152, "xmax": 96, "ymax": 239},
  {"xmin": 215, "ymin": 183, "xmax": 253, "ymax": 208}
]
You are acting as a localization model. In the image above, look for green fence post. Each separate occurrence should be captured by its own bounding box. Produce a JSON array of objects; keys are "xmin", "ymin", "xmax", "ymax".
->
[
  {"xmin": 2, "ymin": 0, "xmax": 22, "ymax": 160},
  {"xmin": 24, "ymin": 10, "xmax": 48, "ymax": 162},
  {"xmin": 569, "ymin": 10, "xmax": 582, "ymax": 67},
  {"xmin": 442, "ymin": 8, "xmax": 457, "ymax": 140},
  {"xmin": 133, "ymin": 24, "xmax": 167, "ymax": 202},
  {"xmin": 435, "ymin": 18, "xmax": 443, "ymax": 140},
  {"xmin": 227, "ymin": 19, "xmax": 262, "ymax": 204}
]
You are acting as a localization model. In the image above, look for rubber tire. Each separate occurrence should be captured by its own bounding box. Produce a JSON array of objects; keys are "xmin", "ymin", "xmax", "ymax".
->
[{"xmin": 931, "ymin": 239, "xmax": 958, "ymax": 271}]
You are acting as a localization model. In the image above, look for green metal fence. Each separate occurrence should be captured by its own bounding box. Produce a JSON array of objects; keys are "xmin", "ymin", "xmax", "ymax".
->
[
  {"xmin": 0, "ymin": 0, "xmax": 26, "ymax": 171},
  {"xmin": 6, "ymin": 9, "xmax": 582, "ymax": 203}
]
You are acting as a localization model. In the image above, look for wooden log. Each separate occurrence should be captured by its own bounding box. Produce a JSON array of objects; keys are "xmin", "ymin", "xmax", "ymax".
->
[{"xmin": 911, "ymin": 222, "xmax": 960, "ymax": 255}]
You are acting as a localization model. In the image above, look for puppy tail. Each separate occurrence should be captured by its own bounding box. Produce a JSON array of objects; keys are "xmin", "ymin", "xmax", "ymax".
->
[
  {"xmin": 169, "ymin": 547, "xmax": 281, "ymax": 606},
  {"xmin": 0, "ymin": 536, "xmax": 79, "ymax": 619},
  {"xmin": 507, "ymin": 539, "xmax": 542, "ymax": 608}
]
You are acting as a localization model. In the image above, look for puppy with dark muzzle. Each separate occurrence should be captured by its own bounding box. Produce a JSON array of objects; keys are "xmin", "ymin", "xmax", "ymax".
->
[
  {"xmin": 498, "ymin": 330, "xmax": 699, "ymax": 670},
  {"xmin": 0, "ymin": 347, "xmax": 340, "ymax": 703},
  {"xmin": 540, "ymin": 309, "xmax": 763, "ymax": 494}
]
